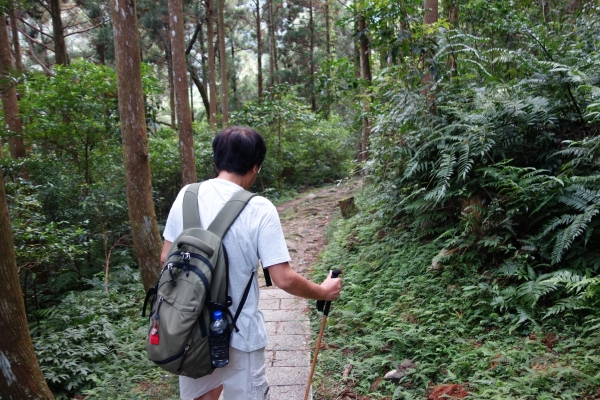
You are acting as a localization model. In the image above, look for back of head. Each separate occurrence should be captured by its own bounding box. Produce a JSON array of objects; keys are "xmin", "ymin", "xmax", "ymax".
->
[{"xmin": 213, "ymin": 126, "xmax": 266, "ymax": 175}]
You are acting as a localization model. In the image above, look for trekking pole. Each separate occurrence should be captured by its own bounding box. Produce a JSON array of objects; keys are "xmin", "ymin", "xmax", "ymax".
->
[{"xmin": 304, "ymin": 269, "xmax": 342, "ymax": 400}]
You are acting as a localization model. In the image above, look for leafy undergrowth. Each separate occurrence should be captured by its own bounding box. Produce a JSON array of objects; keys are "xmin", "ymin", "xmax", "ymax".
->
[
  {"xmin": 311, "ymin": 197, "xmax": 600, "ymax": 400},
  {"xmin": 30, "ymin": 268, "xmax": 179, "ymax": 399}
]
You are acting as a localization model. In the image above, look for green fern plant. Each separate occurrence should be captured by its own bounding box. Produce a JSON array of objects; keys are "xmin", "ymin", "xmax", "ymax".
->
[{"xmin": 536, "ymin": 183, "xmax": 600, "ymax": 264}]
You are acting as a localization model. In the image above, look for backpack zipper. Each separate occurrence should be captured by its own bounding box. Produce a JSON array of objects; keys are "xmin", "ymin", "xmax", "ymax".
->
[
  {"xmin": 164, "ymin": 262, "xmax": 211, "ymax": 301},
  {"xmin": 153, "ymin": 344, "xmax": 189, "ymax": 366},
  {"xmin": 154, "ymin": 297, "xmax": 164, "ymax": 321},
  {"xmin": 167, "ymin": 263, "xmax": 176, "ymax": 286},
  {"xmin": 171, "ymin": 251, "xmax": 214, "ymax": 273},
  {"xmin": 176, "ymin": 345, "xmax": 190, "ymax": 372}
]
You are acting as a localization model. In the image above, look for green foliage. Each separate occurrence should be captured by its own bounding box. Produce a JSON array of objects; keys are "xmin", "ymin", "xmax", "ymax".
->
[
  {"xmin": 310, "ymin": 1, "xmax": 600, "ymax": 398},
  {"xmin": 3, "ymin": 176, "xmax": 88, "ymax": 281},
  {"xmin": 18, "ymin": 60, "xmax": 119, "ymax": 181},
  {"xmin": 232, "ymin": 84, "xmax": 355, "ymax": 189},
  {"xmin": 311, "ymin": 201, "xmax": 600, "ymax": 399},
  {"xmin": 363, "ymin": 1, "xmax": 600, "ymax": 327},
  {"xmin": 31, "ymin": 269, "xmax": 178, "ymax": 399}
]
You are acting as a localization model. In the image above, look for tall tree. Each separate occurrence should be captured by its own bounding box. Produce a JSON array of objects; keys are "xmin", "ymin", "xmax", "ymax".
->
[
  {"xmin": 9, "ymin": 11, "xmax": 24, "ymax": 73},
  {"xmin": 254, "ymin": 0, "xmax": 263, "ymax": 101},
  {"xmin": 424, "ymin": 0, "xmax": 438, "ymax": 24},
  {"xmin": 205, "ymin": 0, "xmax": 217, "ymax": 128},
  {"xmin": 358, "ymin": 14, "xmax": 371, "ymax": 84},
  {"xmin": 168, "ymin": 0, "xmax": 198, "ymax": 184},
  {"xmin": 422, "ymin": 0, "xmax": 438, "ymax": 91},
  {"xmin": 166, "ymin": 44, "xmax": 176, "ymax": 127},
  {"xmin": 1, "ymin": 13, "xmax": 26, "ymax": 160},
  {"xmin": 308, "ymin": 0, "xmax": 316, "ymax": 111},
  {"xmin": 447, "ymin": 0, "xmax": 458, "ymax": 72},
  {"xmin": 0, "ymin": 167, "xmax": 54, "ymax": 399},
  {"xmin": 49, "ymin": 0, "xmax": 68, "ymax": 65},
  {"xmin": 324, "ymin": 0, "xmax": 331, "ymax": 59},
  {"xmin": 357, "ymin": 7, "xmax": 371, "ymax": 161},
  {"xmin": 267, "ymin": 0, "xmax": 277, "ymax": 88},
  {"xmin": 217, "ymin": 0, "xmax": 228, "ymax": 125},
  {"xmin": 186, "ymin": 21, "xmax": 211, "ymax": 118},
  {"xmin": 111, "ymin": 0, "xmax": 163, "ymax": 291}
]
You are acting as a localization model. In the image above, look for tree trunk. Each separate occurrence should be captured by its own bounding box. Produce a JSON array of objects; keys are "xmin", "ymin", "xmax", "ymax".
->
[
  {"xmin": 168, "ymin": 0, "xmax": 198, "ymax": 185},
  {"xmin": 358, "ymin": 15, "xmax": 371, "ymax": 84},
  {"xmin": 199, "ymin": 20, "xmax": 208, "ymax": 97},
  {"xmin": 357, "ymin": 12, "xmax": 371, "ymax": 161},
  {"xmin": 10, "ymin": 11, "xmax": 24, "ymax": 73},
  {"xmin": 217, "ymin": 0, "xmax": 228, "ymax": 126},
  {"xmin": 206, "ymin": 0, "xmax": 217, "ymax": 128},
  {"xmin": 422, "ymin": 0, "xmax": 438, "ymax": 93},
  {"xmin": 309, "ymin": 0, "xmax": 316, "ymax": 112},
  {"xmin": 449, "ymin": 0, "xmax": 458, "ymax": 24},
  {"xmin": 0, "ymin": 168, "xmax": 55, "ymax": 399},
  {"xmin": 97, "ymin": 42, "xmax": 106, "ymax": 65},
  {"xmin": 325, "ymin": 0, "xmax": 330, "ymax": 58},
  {"xmin": 111, "ymin": 0, "xmax": 163, "ymax": 292},
  {"xmin": 424, "ymin": 0, "xmax": 438, "ymax": 25},
  {"xmin": 165, "ymin": 44, "xmax": 176, "ymax": 128},
  {"xmin": 255, "ymin": 0, "xmax": 262, "ymax": 102},
  {"xmin": 189, "ymin": 66, "xmax": 211, "ymax": 119},
  {"xmin": 322, "ymin": 0, "xmax": 331, "ymax": 117},
  {"xmin": 353, "ymin": 16, "xmax": 360, "ymax": 78},
  {"xmin": 190, "ymin": 77, "xmax": 194, "ymax": 122},
  {"xmin": 49, "ymin": 0, "xmax": 68, "ymax": 65},
  {"xmin": 268, "ymin": 0, "xmax": 276, "ymax": 88},
  {"xmin": 0, "ymin": 13, "xmax": 26, "ymax": 160},
  {"xmin": 231, "ymin": 39, "xmax": 237, "ymax": 102},
  {"xmin": 447, "ymin": 0, "xmax": 458, "ymax": 72}
]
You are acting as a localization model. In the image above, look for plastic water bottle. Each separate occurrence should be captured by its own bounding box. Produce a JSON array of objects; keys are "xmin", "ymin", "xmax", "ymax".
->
[{"xmin": 209, "ymin": 310, "xmax": 229, "ymax": 368}]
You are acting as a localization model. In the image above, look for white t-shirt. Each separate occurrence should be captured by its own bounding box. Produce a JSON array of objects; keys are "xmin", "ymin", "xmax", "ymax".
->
[{"xmin": 163, "ymin": 178, "xmax": 291, "ymax": 352}]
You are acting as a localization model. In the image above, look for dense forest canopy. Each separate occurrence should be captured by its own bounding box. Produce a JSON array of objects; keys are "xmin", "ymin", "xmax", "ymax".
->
[{"xmin": 1, "ymin": 0, "xmax": 599, "ymax": 398}]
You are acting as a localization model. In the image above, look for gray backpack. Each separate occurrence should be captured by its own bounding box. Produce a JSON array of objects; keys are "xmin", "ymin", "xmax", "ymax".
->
[{"xmin": 142, "ymin": 183, "xmax": 256, "ymax": 378}]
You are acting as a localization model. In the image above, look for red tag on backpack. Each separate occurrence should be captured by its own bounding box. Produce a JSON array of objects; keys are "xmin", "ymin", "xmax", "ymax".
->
[{"xmin": 150, "ymin": 321, "xmax": 159, "ymax": 345}]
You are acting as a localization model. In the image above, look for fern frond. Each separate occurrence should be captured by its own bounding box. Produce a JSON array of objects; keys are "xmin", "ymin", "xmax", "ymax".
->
[
  {"xmin": 543, "ymin": 297, "xmax": 588, "ymax": 319},
  {"xmin": 516, "ymin": 277, "xmax": 557, "ymax": 305}
]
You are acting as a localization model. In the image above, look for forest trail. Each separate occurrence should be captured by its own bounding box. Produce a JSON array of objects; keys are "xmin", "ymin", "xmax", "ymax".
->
[
  {"xmin": 215, "ymin": 179, "xmax": 362, "ymax": 399},
  {"xmin": 256, "ymin": 178, "xmax": 363, "ymax": 400}
]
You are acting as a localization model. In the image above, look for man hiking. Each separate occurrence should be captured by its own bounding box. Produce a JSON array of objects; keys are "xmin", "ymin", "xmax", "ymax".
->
[{"xmin": 160, "ymin": 126, "xmax": 342, "ymax": 400}]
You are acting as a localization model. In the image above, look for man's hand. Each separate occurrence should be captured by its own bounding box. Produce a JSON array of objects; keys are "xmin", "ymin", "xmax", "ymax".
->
[
  {"xmin": 320, "ymin": 270, "xmax": 342, "ymax": 301},
  {"xmin": 268, "ymin": 263, "xmax": 342, "ymax": 300}
]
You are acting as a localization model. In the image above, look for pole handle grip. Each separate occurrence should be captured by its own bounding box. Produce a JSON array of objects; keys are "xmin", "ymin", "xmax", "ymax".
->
[{"xmin": 316, "ymin": 269, "xmax": 342, "ymax": 313}]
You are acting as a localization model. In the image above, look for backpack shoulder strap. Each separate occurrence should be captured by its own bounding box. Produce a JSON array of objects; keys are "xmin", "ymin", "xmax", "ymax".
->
[
  {"xmin": 182, "ymin": 182, "xmax": 202, "ymax": 230},
  {"xmin": 207, "ymin": 189, "xmax": 256, "ymax": 239}
]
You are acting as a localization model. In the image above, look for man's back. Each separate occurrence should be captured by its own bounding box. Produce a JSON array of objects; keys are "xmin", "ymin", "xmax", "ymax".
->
[{"xmin": 163, "ymin": 178, "xmax": 291, "ymax": 352}]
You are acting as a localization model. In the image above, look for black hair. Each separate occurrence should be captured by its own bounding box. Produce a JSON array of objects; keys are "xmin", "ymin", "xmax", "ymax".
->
[{"xmin": 212, "ymin": 126, "xmax": 267, "ymax": 175}]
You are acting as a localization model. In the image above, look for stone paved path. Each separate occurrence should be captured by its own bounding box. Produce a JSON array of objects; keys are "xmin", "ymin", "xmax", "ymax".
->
[
  {"xmin": 217, "ymin": 285, "xmax": 312, "ymax": 400},
  {"xmin": 260, "ymin": 287, "xmax": 312, "ymax": 400},
  {"xmin": 219, "ymin": 179, "xmax": 362, "ymax": 400}
]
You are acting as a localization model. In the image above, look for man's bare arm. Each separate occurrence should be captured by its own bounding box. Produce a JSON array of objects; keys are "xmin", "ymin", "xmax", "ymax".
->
[
  {"xmin": 160, "ymin": 240, "xmax": 172, "ymax": 264},
  {"xmin": 267, "ymin": 262, "xmax": 341, "ymax": 301}
]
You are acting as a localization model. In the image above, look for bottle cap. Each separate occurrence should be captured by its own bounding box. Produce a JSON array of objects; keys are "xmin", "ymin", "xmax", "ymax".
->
[{"xmin": 213, "ymin": 310, "xmax": 223, "ymax": 320}]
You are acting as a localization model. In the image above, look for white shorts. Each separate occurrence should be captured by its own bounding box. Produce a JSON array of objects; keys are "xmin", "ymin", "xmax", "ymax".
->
[{"xmin": 179, "ymin": 347, "xmax": 269, "ymax": 400}]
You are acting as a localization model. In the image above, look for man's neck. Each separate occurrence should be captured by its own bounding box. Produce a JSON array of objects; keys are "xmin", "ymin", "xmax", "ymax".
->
[{"xmin": 217, "ymin": 170, "xmax": 254, "ymax": 190}]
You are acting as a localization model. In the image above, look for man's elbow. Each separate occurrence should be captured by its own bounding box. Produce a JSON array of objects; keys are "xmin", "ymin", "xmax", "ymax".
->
[
  {"xmin": 267, "ymin": 263, "xmax": 295, "ymax": 291},
  {"xmin": 273, "ymin": 275, "xmax": 294, "ymax": 291}
]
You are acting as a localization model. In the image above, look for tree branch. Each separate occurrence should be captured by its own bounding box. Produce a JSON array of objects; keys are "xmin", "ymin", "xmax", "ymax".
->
[
  {"xmin": 34, "ymin": 0, "xmax": 52, "ymax": 15},
  {"xmin": 19, "ymin": 27, "xmax": 54, "ymax": 52},
  {"xmin": 18, "ymin": 17, "xmax": 54, "ymax": 40},
  {"xmin": 25, "ymin": 36, "xmax": 54, "ymax": 76},
  {"xmin": 188, "ymin": 66, "xmax": 210, "ymax": 118},
  {"xmin": 186, "ymin": 23, "xmax": 202, "ymax": 55},
  {"xmin": 64, "ymin": 21, "xmax": 105, "ymax": 37}
]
